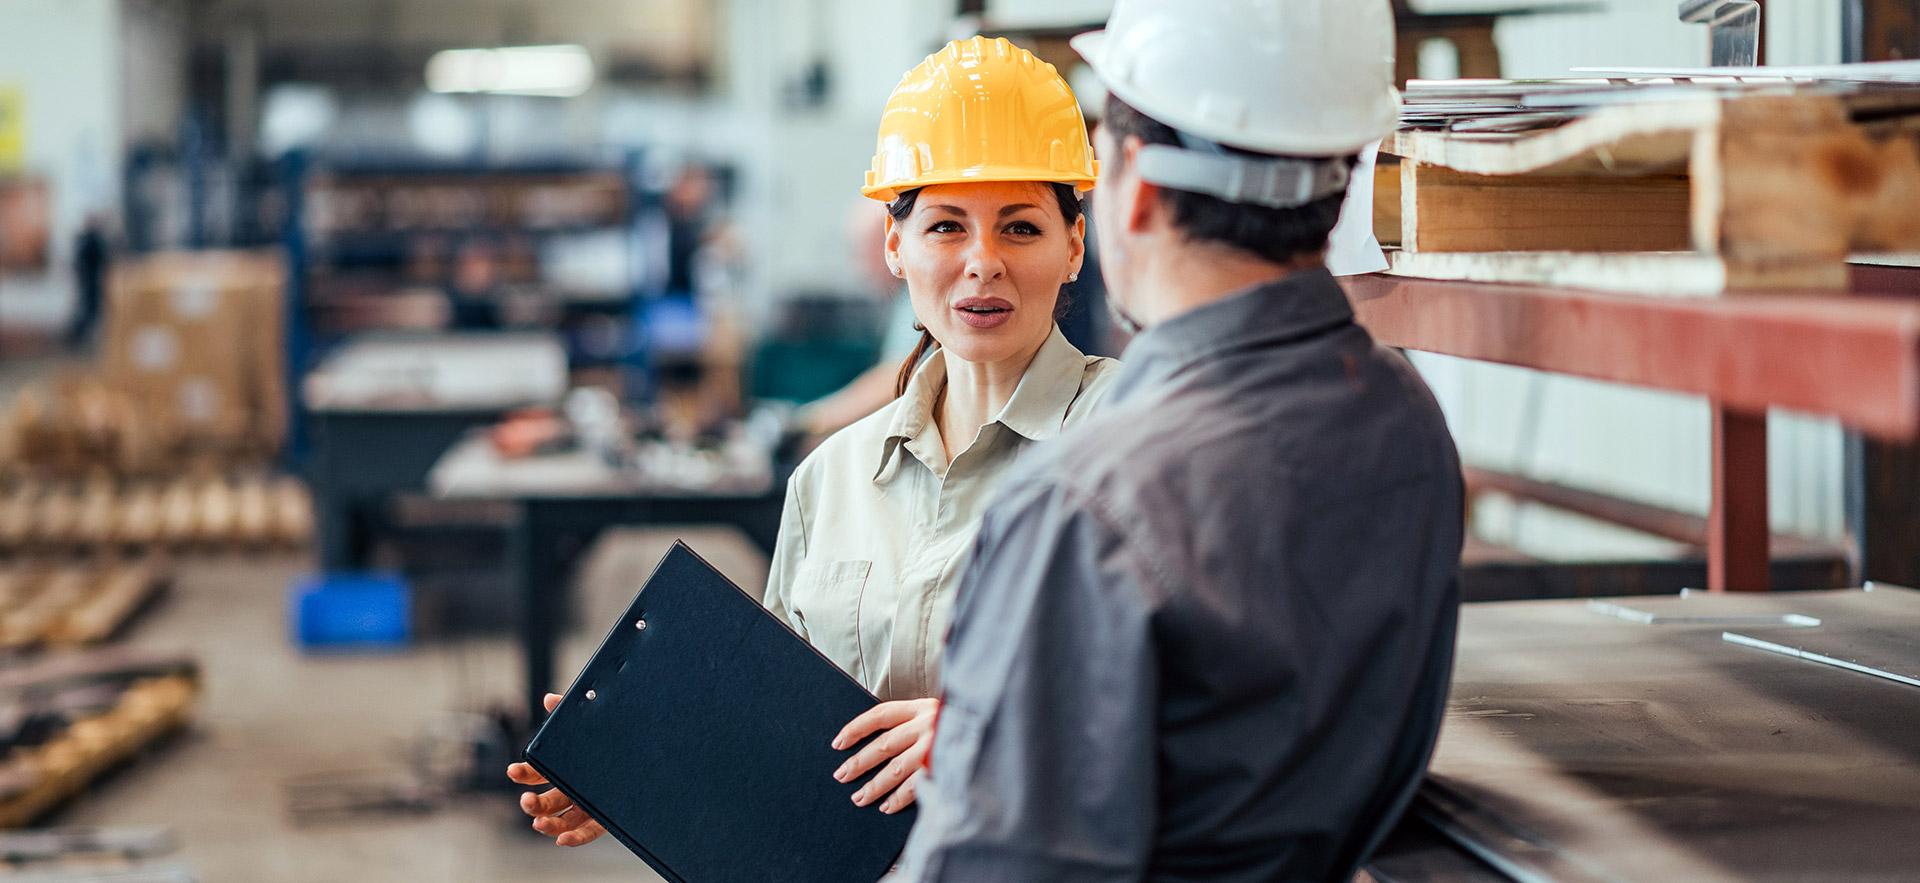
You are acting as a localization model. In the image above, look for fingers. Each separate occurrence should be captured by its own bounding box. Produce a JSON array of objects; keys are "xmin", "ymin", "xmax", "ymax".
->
[
  {"xmin": 532, "ymin": 806, "xmax": 599, "ymax": 837},
  {"xmin": 556, "ymin": 820, "xmax": 607, "ymax": 848},
  {"xmin": 544, "ymin": 692, "xmax": 563, "ymax": 712},
  {"xmin": 854, "ymin": 740, "xmax": 929, "ymax": 809},
  {"xmin": 834, "ymin": 725, "xmax": 905, "ymax": 785},
  {"xmin": 832, "ymin": 700, "xmax": 917, "ymax": 751},
  {"xmin": 880, "ymin": 770, "xmax": 922, "ymax": 815},
  {"xmin": 505, "ymin": 762, "xmax": 548, "ymax": 786},
  {"xmin": 519, "ymin": 787, "xmax": 573, "ymax": 818}
]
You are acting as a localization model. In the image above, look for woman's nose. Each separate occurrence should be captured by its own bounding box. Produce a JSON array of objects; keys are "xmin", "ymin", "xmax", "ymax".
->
[{"xmin": 964, "ymin": 237, "xmax": 1006, "ymax": 282}]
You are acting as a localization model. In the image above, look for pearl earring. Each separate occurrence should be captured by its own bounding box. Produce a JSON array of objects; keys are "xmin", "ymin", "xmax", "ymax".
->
[{"xmin": 1068, "ymin": 273, "xmax": 1079, "ymax": 282}]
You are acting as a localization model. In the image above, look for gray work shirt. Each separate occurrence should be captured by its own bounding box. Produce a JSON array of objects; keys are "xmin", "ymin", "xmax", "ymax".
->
[{"xmin": 897, "ymin": 268, "xmax": 1464, "ymax": 882}]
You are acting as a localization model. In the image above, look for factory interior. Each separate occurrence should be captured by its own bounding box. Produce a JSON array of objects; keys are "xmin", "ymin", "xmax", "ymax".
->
[{"xmin": 2, "ymin": 0, "xmax": 1920, "ymax": 880}]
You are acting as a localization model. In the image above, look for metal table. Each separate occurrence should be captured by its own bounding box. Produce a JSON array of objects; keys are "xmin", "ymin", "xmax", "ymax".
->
[
  {"xmin": 1370, "ymin": 586, "xmax": 1920, "ymax": 881},
  {"xmin": 428, "ymin": 434, "xmax": 783, "ymax": 724},
  {"xmin": 305, "ymin": 332, "xmax": 568, "ymax": 570}
]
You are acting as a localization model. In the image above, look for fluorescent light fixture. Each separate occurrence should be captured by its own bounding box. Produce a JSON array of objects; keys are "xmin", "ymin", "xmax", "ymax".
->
[{"xmin": 427, "ymin": 44, "xmax": 595, "ymax": 97}]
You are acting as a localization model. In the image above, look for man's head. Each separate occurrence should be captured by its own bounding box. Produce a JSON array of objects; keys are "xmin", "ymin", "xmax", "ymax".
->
[
  {"xmin": 1090, "ymin": 96, "xmax": 1356, "ymax": 327},
  {"xmin": 1072, "ymin": 0, "xmax": 1398, "ymax": 328}
]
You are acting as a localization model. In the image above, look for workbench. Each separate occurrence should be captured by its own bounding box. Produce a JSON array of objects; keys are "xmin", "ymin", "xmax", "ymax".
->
[
  {"xmin": 428, "ymin": 434, "xmax": 783, "ymax": 724},
  {"xmin": 304, "ymin": 332, "xmax": 568, "ymax": 571},
  {"xmin": 1343, "ymin": 271, "xmax": 1920, "ymax": 592},
  {"xmin": 1367, "ymin": 586, "xmax": 1920, "ymax": 881}
]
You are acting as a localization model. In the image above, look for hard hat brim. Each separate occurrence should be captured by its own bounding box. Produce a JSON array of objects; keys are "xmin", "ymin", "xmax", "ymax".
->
[{"xmin": 861, "ymin": 170, "xmax": 1098, "ymax": 204}]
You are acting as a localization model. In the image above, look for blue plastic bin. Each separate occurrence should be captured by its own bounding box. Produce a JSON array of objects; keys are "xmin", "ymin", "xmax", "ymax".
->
[{"xmin": 290, "ymin": 572, "xmax": 412, "ymax": 651}]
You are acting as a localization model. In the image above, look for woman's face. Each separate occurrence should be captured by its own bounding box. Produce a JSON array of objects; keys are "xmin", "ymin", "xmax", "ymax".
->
[{"xmin": 886, "ymin": 181, "xmax": 1085, "ymax": 369}]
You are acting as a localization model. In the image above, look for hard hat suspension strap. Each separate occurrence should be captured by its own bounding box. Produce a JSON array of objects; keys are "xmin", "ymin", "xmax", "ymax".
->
[{"xmin": 1134, "ymin": 144, "xmax": 1349, "ymax": 210}]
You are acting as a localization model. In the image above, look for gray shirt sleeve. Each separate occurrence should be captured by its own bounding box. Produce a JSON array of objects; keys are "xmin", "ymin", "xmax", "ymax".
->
[{"xmin": 898, "ymin": 477, "xmax": 1158, "ymax": 882}]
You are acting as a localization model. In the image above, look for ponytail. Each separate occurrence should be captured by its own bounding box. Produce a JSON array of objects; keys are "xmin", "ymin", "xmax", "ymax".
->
[{"xmin": 894, "ymin": 325, "xmax": 939, "ymax": 398}]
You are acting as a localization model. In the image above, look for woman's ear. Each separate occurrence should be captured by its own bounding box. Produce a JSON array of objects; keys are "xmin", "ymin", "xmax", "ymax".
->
[
  {"xmin": 1067, "ymin": 214, "xmax": 1087, "ymax": 282},
  {"xmin": 883, "ymin": 214, "xmax": 904, "ymax": 279}
]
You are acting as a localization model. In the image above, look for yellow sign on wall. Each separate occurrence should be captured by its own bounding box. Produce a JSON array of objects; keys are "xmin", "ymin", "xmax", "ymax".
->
[{"xmin": 0, "ymin": 86, "xmax": 24, "ymax": 173}]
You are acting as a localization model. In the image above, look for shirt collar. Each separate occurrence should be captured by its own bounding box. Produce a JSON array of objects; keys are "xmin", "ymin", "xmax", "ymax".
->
[
  {"xmin": 1107, "ymin": 267, "xmax": 1354, "ymax": 405},
  {"xmin": 873, "ymin": 326, "xmax": 1090, "ymax": 482}
]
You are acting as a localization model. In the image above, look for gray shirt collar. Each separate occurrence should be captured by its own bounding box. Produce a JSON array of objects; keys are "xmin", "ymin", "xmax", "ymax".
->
[{"xmin": 1108, "ymin": 267, "xmax": 1355, "ymax": 405}]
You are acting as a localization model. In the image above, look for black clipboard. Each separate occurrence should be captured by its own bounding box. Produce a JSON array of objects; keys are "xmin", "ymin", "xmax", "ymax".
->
[{"xmin": 523, "ymin": 541, "xmax": 916, "ymax": 882}]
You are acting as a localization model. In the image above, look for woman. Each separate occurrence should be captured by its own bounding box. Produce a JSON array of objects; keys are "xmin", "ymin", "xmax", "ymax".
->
[{"xmin": 509, "ymin": 35, "xmax": 1117, "ymax": 844}]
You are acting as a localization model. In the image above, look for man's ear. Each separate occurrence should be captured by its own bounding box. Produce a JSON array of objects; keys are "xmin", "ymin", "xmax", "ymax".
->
[{"xmin": 1119, "ymin": 135, "xmax": 1161, "ymax": 235}]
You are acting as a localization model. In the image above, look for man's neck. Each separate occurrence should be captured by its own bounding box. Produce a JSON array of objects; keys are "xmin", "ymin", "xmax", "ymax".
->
[{"xmin": 1131, "ymin": 244, "xmax": 1325, "ymax": 328}]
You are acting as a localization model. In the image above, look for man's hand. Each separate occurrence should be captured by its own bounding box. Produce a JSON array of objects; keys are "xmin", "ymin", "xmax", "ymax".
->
[
  {"xmin": 506, "ymin": 693, "xmax": 609, "ymax": 847},
  {"xmin": 831, "ymin": 697, "xmax": 939, "ymax": 814}
]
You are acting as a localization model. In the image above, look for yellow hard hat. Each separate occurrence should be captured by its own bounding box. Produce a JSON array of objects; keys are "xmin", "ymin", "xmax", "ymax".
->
[{"xmin": 862, "ymin": 36, "xmax": 1098, "ymax": 203}]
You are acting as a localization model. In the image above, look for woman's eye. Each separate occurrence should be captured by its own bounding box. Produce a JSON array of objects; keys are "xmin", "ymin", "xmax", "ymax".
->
[
  {"xmin": 927, "ymin": 221, "xmax": 963, "ymax": 234},
  {"xmin": 1005, "ymin": 221, "xmax": 1043, "ymax": 236}
]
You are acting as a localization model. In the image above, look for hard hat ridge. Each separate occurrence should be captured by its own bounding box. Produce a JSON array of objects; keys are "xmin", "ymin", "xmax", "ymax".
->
[{"xmin": 862, "ymin": 36, "xmax": 1099, "ymax": 202}]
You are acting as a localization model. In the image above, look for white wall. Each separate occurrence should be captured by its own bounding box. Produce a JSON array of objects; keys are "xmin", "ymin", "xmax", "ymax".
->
[
  {"xmin": 0, "ymin": 0, "xmax": 122, "ymax": 331},
  {"xmin": 121, "ymin": 0, "xmax": 190, "ymax": 149}
]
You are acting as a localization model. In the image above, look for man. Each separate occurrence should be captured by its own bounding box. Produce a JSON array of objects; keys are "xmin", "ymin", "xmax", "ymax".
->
[{"xmin": 897, "ymin": 1, "xmax": 1463, "ymax": 880}]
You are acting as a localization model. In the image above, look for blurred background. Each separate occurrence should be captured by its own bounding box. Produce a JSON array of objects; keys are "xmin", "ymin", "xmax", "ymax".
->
[{"xmin": 0, "ymin": 0, "xmax": 1893, "ymax": 880}]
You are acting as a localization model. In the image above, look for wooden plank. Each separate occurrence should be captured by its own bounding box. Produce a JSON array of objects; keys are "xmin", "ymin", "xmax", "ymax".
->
[
  {"xmin": 1373, "ymin": 159, "xmax": 1401, "ymax": 247},
  {"xmin": 1708, "ymin": 406, "xmax": 1771, "ymax": 591},
  {"xmin": 1385, "ymin": 249, "xmax": 1847, "ymax": 295},
  {"xmin": 1400, "ymin": 163, "xmax": 1693, "ymax": 253},
  {"xmin": 1390, "ymin": 93, "xmax": 1920, "ymax": 263},
  {"xmin": 1342, "ymin": 274, "xmax": 1920, "ymax": 439}
]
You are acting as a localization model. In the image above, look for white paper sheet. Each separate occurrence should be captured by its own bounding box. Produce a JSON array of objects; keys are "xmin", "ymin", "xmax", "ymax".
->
[{"xmin": 1326, "ymin": 139, "xmax": 1387, "ymax": 277}]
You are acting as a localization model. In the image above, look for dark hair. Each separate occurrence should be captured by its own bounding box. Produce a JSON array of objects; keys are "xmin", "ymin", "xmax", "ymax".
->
[
  {"xmin": 1101, "ymin": 94, "xmax": 1353, "ymax": 266},
  {"xmin": 887, "ymin": 182, "xmax": 1084, "ymax": 397}
]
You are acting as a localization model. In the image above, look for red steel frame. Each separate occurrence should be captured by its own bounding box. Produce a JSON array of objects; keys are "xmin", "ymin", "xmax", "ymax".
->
[{"xmin": 1343, "ymin": 273, "xmax": 1920, "ymax": 591}]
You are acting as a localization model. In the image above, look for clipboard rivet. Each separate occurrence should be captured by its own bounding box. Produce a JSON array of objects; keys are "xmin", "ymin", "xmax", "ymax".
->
[
  {"xmin": 634, "ymin": 619, "xmax": 648, "ymax": 631},
  {"xmin": 585, "ymin": 689, "xmax": 598, "ymax": 701}
]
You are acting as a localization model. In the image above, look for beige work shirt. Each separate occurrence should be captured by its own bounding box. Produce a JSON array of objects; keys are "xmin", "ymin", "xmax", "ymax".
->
[{"xmin": 763, "ymin": 327, "xmax": 1120, "ymax": 702}]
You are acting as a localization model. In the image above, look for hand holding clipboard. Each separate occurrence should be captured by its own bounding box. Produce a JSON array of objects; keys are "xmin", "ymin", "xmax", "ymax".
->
[{"xmin": 514, "ymin": 542, "xmax": 916, "ymax": 882}]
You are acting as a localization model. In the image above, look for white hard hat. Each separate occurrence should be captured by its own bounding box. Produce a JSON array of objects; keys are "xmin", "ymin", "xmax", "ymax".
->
[{"xmin": 1072, "ymin": 0, "xmax": 1401, "ymax": 158}]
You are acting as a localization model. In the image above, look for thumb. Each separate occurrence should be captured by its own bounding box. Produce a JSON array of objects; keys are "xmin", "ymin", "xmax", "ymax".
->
[{"xmin": 544, "ymin": 692, "xmax": 563, "ymax": 712}]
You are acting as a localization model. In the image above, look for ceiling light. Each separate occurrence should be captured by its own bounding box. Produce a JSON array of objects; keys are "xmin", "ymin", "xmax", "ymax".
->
[{"xmin": 426, "ymin": 44, "xmax": 595, "ymax": 97}]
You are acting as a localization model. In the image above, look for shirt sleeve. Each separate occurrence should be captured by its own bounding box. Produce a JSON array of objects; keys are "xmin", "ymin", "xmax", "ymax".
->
[
  {"xmin": 761, "ymin": 470, "xmax": 810, "ymax": 641},
  {"xmin": 898, "ymin": 477, "xmax": 1159, "ymax": 882}
]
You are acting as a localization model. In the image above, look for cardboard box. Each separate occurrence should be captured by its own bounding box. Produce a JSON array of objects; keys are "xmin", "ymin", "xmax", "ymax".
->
[{"xmin": 102, "ymin": 250, "xmax": 286, "ymax": 458}]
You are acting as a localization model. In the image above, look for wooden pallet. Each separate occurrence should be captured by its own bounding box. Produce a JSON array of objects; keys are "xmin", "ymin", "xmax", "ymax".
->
[
  {"xmin": 1384, "ymin": 89, "xmax": 1920, "ymax": 294},
  {"xmin": 0, "ymin": 560, "xmax": 169, "ymax": 650},
  {"xmin": 0, "ymin": 674, "xmax": 198, "ymax": 828},
  {"xmin": 0, "ymin": 474, "xmax": 311, "ymax": 552}
]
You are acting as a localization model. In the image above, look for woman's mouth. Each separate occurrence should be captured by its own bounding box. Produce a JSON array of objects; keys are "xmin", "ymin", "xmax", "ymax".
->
[{"xmin": 953, "ymin": 297, "xmax": 1014, "ymax": 329}]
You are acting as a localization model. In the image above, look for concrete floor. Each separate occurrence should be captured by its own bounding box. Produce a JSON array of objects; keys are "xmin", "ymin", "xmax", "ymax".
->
[
  {"xmin": 60, "ymin": 527, "xmax": 768, "ymax": 882},
  {"xmin": 0, "ymin": 352, "xmax": 775, "ymax": 880}
]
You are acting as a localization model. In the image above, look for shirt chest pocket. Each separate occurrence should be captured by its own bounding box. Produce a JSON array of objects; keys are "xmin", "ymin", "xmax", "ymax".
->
[{"xmin": 791, "ymin": 559, "xmax": 872, "ymax": 683}]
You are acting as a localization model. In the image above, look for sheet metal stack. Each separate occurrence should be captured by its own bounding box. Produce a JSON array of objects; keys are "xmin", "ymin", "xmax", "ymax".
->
[
  {"xmin": 1380, "ymin": 61, "xmax": 1920, "ymax": 295},
  {"xmin": 1373, "ymin": 586, "xmax": 1920, "ymax": 881}
]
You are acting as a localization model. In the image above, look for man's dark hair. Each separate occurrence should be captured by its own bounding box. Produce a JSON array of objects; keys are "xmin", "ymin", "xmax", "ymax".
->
[{"xmin": 1102, "ymin": 94, "xmax": 1354, "ymax": 266}]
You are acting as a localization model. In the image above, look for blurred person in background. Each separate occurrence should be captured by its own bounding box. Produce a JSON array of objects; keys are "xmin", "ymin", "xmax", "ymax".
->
[
  {"xmin": 508, "ymin": 35, "xmax": 1121, "ymax": 853},
  {"xmin": 65, "ymin": 212, "xmax": 111, "ymax": 351},
  {"xmin": 794, "ymin": 199, "xmax": 924, "ymax": 439}
]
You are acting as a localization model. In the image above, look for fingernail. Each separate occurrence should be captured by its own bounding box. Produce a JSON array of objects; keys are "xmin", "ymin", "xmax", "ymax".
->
[
  {"xmin": 833, "ymin": 765, "xmax": 850, "ymax": 782},
  {"xmin": 880, "ymin": 802, "xmax": 896, "ymax": 815},
  {"xmin": 831, "ymin": 737, "xmax": 845, "ymax": 750},
  {"xmin": 851, "ymin": 790, "xmax": 868, "ymax": 806}
]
